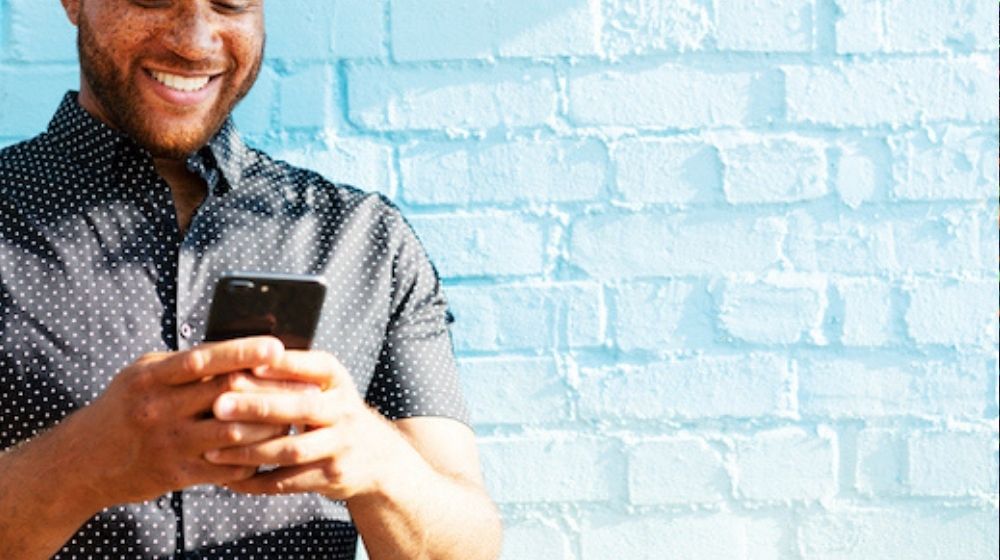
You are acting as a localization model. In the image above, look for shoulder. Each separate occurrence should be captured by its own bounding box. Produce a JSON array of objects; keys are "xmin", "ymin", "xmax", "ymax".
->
[
  {"xmin": 0, "ymin": 134, "xmax": 62, "ymax": 198},
  {"xmin": 244, "ymin": 146, "xmax": 407, "ymax": 228},
  {"xmin": 0, "ymin": 134, "xmax": 53, "ymax": 172}
]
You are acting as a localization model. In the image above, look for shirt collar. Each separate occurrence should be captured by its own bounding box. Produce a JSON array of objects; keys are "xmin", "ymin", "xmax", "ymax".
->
[{"xmin": 46, "ymin": 91, "xmax": 250, "ymax": 194}]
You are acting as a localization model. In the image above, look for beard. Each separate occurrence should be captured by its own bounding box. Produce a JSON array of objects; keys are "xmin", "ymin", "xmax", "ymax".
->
[{"xmin": 77, "ymin": 14, "xmax": 263, "ymax": 159}]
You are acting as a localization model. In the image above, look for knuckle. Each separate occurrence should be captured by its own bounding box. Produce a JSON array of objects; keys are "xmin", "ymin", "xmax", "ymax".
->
[
  {"xmin": 130, "ymin": 398, "xmax": 161, "ymax": 426},
  {"xmin": 321, "ymin": 458, "xmax": 343, "ymax": 482},
  {"xmin": 279, "ymin": 445, "xmax": 304, "ymax": 464},
  {"xmin": 181, "ymin": 350, "xmax": 206, "ymax": 376},
  {"xmin": 218, "ymin": 372, "xmax": 243, "ymax": 392},
  {"xmin": 221, "ymin": 423, "xmax": 243, "ymax": 444}
]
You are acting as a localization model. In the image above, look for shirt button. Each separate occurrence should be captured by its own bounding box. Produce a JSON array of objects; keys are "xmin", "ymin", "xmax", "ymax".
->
[
  {"xmin": 179, "ymin": 323, "xmax": 193, "ymax": 339},
  {"xmin": 156, "ymin": 495, "xmax": 170, "ymax": 509}
]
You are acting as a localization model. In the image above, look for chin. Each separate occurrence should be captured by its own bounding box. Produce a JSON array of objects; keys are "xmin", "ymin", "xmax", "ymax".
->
[{"xmin": 137, "ymin": 122, "xmax": 220, "ymax": 159}]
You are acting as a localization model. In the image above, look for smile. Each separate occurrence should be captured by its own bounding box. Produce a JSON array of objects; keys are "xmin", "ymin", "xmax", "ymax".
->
[{"xmin": 148, "ymin": 70, "xmax": 213, "ymax": 93}]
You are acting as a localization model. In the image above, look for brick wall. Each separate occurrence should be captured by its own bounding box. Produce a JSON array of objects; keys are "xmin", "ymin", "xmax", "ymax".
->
[{"xmin": 1, "ymin": 1, "xmax": 997, "ymax": 559}]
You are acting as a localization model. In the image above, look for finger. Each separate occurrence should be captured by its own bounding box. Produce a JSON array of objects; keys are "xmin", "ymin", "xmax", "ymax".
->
[
  {"xmin": 188, "ymin": 420, "xmax": 291, "ymax": 451},
  {"xmin": 213, "ymin": 391, "xmax": 338, "ymax": 425},
  {"xmin": 171, "ymin": 372, "xmax": 322, "ymax": 417},
  {"xmin": 204, "ymin": 428, "xmax": 335, "ymax": 466},
  {"xmin": 193, "ymin": 463, "xmax": 260, "ymax": 487},
  {"xmin": 253, "ymin": 350, "xmax": 351, "ymax": 391},
  {"xmin": 149, "ymin": 337, "xmax": 285, "ymax": 386},
  {"xmin": 224, "ymin": 462, "xmax": 334, "ymax": 496}
]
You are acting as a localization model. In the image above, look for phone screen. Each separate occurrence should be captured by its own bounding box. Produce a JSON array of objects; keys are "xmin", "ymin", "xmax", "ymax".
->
[{"xmin": 204, "ymin": 273, "xmax": 327, "ymax": 350}]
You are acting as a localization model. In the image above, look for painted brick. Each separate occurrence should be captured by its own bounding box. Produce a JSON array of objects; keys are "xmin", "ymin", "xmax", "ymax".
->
[
  {"xmin": 785, "ymin": 211, "xmax": 890, "ymax": 274},
  {"xmin": 330, "ymin": 0, "xmax": 385, "ymax": 59},
  {"xmin": 232, "ymin": 65, "xmax": 278, "ymax": 137},
  {"xmin": 274, "ymin": 138, "xmax": 394, "ymax": 198},
  {"xmin": 614, "ymin": 281, "xmax": 712, "ymax": 351},
  {"xmin": 501, "ymin": 521, "xmax": 572, "ymax": 560},
  {"xmin": 578, "ymin": 354, "xmax": 792, "ymax": 420},
  {"xmin": 798, "ymin": 356, "xmax": 989, "ymax": 418},
  {"xmin": 890, "ymin": 126, "xmax": 999, "ymax": 201},
  {"xmin": 0, "ymin": 5, "xmax": 6, "ymax": 61},
  {"xmin": 495, "ymin": 0, "xmax": 601, "ymax": 58},
  {"xmin": 883, "ymin": 0, "xmax": 998, "ymax": 53},
  {"xmin": 799, "ymin": 509, "xmax": 999, "ymax": 560},
  {"xmin": 479, "ymin": 435, "xmax": 619, "ymax": 503},
  {"xmin": 716, "ymin": 0, "xmax": 813, "ymax": 52},
  {"xmin": 581, "ymin": 514, "xmax": 784, "ymax": 560},
  {"xmin": 400, "ymin": 138, "xmax": 607, "ymax": 205},
  {"xmin": 562, "ymin": 283, "xmax": 607, "ymax": 348},
  {"xmin": 0, "ymin": 67, "xmax": 79, "ymax": 138},
  {"xmin": 612, "ymin": 138, "xmax": 721, "ymax": 204},
  {"xmin": 443, "ymin": 282, "xmax": 604, "ymax": 350},
  {"xmin": 892, "ymin": 209, "xmax": 987, "ymax": 274},
  {"xmin": 628, "ymin": 437, "xmax": 729, "ymax": 505},
  {"xmin": 721, "ymin": 136, "xmax": 827, "ymax": 203},
  {"xmin": 786, "ymin": 57, "xmax": 998, "ymax": 126},
  {"xmin": 568, "ymin": 64, "xmax": 764, "ymax": 128},
  {"xmin": 734, "ymin": 427, "xmax": 837, "ymax": 502},
  {"xmin": 834, "ymin": 137, "xmax": 890, "ymax": 209},
  {"xmin": 833, "ymin": 0, "xmax": 883, "ymax": 54},
  {"xmin": 446, "ymin": 282, "xmax": 602, "ymax": 351},
  {"xmin": 570, "ymin": 212, "xmax": 785, "ymax": 279},
  {"xmin": 391, "ymin": 0, "xmax": 492, "ymax": 60},
  {"xmin": 7, "ymin": 0, "xmax": 76, "ymax": 62},
  {"xmin": 904, "ymin": 279, "xmax": 997, "ymax": 348},
  {"xmin": 459, "ymin": 357, "xmax": 568, "ymax": 426},
  {"xmin": 446, "ymin": 284, "xmax": 550, "ymax": 351},
  {"xmin": 392, "ymin": 0, "xmax": 600, "ymax": 61},
  {"xmin": 834, "ymin": 279, "xmax": 893, "ymax": 347},
  {"xmin": 278, "ymin": 65, "xmax": 336, "ymax": 130},
  {"xmin": 347, "ymin": 65, "xmax": 557, "ymax": 132},
  {"xmin": 407, "ymin": 213, "xmax": 545, "ymax": 278},
  {"xmin": 855, "ymin": 429, "xmax": 906, "ymax": 496},
  {"xmin": 717, "ymin": 278, "xmax": 826, "ymax": 345},
  {"xmin": 601, "ymin": 0, "xmax": 713, "ymax": 55},
  {"xmin": 788, "ymin": 210, "xmax": 985, "ymax": 275},
  {"xmin": 264, "ymin": 0, "xmax": 336, "ymax": 60},
  {"xmin": 908, "ymin": 431, "xmax": 1000, "ymax": 497}
]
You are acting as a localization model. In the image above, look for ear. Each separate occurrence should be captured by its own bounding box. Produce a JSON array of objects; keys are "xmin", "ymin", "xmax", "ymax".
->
[{"xmin": 60, "ymin": 0, "xmax": 82, "ymax": 27}]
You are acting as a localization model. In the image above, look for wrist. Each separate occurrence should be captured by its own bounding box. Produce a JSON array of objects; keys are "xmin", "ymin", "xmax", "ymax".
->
[
  {"xmin": 345, "ymin": 414, "xmax": 436, "ymax": 508},
  {"xmin": 30, "ymin": 408, "xmax": 113, "ymax": 517},
  {"xmin": 0, "ymin": 412, "xmax": 107, "ymax": 555}
]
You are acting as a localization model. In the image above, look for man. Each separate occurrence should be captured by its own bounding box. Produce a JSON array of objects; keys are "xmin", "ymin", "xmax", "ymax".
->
[{"xmin": 0, "ymin": 1, "xmax": 502, "ymax": 558}]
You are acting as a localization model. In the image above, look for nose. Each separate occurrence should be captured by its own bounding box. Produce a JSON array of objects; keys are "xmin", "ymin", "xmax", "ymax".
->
[{"xmin": 162, "ymin": 4, "xmax": 222, "ymax": 62}]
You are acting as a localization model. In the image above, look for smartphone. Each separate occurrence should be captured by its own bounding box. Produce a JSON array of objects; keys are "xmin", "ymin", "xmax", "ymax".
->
[{"xmin": 204, "ymin": 272, "xmax": 327, "ymax": 350}]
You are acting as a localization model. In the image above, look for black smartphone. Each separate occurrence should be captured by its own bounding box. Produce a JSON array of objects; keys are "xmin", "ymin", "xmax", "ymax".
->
[{"xmin": 204, "ymin": 272, "xmax": 327, "ymax": 350}]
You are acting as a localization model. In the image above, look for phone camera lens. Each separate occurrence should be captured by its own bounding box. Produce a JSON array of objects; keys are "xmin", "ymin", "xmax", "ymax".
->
[{"xmin": 228, "ymin": 280, "xmax": 255, "ymax": 292}]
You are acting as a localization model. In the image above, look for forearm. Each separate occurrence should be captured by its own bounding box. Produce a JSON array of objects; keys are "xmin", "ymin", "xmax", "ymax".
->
[
  {"xmin": 346, "ymin": 450, "xmax": 501, "ymax": 560},
  {"xmin": 0, "ymin": 412, "xmax": 104, "ymax": 559}
]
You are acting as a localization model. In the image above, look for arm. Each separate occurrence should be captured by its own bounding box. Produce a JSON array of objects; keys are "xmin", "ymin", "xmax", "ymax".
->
[
  {"xmin": 210, "ymin": 352, "xmax": 503, "ymax": 560},
  {"xmin": 0, "ymin": 407, "xmax": 114, "ymax": 559},
  {"xmin": 348, "ymin": 417, "xmax": 501, "ymax": 560},
  {"xmin": 0, "ymin": 337, "xmax": 296, "ymax": 559}
]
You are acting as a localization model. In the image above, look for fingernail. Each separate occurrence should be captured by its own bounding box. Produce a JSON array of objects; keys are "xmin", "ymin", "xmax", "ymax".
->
[
  {"xmin": 215, "ymin": 396, "xmax": 235, "ymax": 418},
  {"xmin": 204, "ymin": 450, "xmax": 221, "ymax": 463}
]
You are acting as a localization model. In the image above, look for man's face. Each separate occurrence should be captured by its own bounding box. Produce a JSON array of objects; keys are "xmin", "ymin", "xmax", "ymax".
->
[{"xmin": 69, "ymin": 0, "xmax": 265, "ymax": 159}]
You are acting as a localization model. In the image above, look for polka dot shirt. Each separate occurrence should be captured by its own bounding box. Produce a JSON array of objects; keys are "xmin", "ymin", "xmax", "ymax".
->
[{"xmin": 0, "ymin": 92, "xmax": 469, "ymax": 559}]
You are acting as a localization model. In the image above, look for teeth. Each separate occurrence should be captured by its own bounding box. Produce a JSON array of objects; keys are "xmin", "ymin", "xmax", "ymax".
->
[{"xmin": 150, "ymin": 70, "xmax": 211, "ymax": 93}]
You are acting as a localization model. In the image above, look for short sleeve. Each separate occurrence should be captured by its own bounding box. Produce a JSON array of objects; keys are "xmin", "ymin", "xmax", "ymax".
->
[{"xmin": 364, "ymin": 211, "xmax": 469, "ymax": 424}]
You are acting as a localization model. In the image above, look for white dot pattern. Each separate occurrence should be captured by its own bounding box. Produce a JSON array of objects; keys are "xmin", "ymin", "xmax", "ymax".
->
[{"xmin": 0, "ymin": 93, "xmax": 469, "ymax": 558}]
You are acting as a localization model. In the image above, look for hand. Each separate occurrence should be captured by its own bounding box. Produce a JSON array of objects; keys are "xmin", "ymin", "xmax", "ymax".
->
[
  {"xmin": 204, "ymin": 351, "xmax": 421, "ymax": 500},
  {"xmin": 74, "ymin": 336, "xmax": 313, "ymax": 507}
]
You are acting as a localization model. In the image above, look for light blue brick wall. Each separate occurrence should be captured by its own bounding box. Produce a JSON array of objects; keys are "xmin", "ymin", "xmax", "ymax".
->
[{"xmin": 1, "ymin": 1, "xmax": 998, "ymax": 559}]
